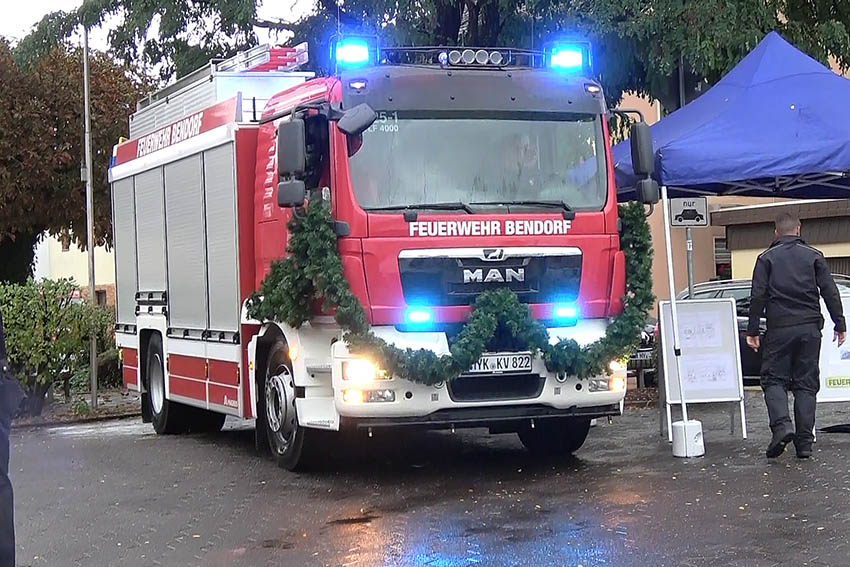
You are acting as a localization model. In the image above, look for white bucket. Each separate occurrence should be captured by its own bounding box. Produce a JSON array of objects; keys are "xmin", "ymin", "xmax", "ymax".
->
[{"xmin": 672, "ymin": 419, "xmax": 705, "ymax": 458}]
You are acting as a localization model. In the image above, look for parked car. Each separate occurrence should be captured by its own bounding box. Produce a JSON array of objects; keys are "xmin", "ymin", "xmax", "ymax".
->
[
  {"xmin": 674, "ymin": 275, "xmax": 850, "ymax": 381},
  {"xmin": 628, "ymin": 317, "xmax": 657, "ymax": 386}
]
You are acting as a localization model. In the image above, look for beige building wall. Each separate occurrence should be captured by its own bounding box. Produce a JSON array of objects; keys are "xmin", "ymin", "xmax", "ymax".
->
[
  {"xmin": 34, "ymin": 233, "xmax": 117, "ymax": 305},
  {"xmin": 732, "ymin": 242, "xmax": 850, "ymax": 280},
  {"xmin": 46, "ymin": 236, "xmax": 115, "ymax": 286}
]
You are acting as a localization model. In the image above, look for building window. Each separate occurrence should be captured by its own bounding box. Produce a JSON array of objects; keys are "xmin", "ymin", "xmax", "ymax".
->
[
  {"xmin": 95, "ymin": 290, "xmax": 107, "ymax": 306},
  {"xmin": 714, "ymin": 237, "xmax": 732, "ymax": 280}
]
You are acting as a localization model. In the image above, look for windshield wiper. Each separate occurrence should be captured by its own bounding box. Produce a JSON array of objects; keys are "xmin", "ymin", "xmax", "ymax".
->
[
  {"xmin": 367, "ymin": 201, "xmax": 474, "ymax": 214},
  {"xmin": 471, "ymin": 199, "xmax": 573, "ymax": 212}
]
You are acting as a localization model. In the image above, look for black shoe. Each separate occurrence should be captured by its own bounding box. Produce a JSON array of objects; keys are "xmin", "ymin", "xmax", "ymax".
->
[
  {"xmin": 796, "ymin": 447, "xmax": 812, "ymax": 459},
  {"xmin": 766, "ymin": 430, "xmax": 795, "ymax": 458}
]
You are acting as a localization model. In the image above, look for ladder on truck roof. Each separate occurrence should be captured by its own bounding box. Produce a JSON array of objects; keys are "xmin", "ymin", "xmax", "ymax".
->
[{"xmin": 129, "ymin": 42, "xmax": 313, "ymax": 139}]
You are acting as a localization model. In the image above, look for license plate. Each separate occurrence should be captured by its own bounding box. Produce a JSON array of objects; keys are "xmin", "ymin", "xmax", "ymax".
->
[
  {"xmin": 466, "ymin": 352, "xmax": 533, "ymax": 375},
  {"xmin": 633, "ymin": 350, "xmax": 653, "ymax": 361}
]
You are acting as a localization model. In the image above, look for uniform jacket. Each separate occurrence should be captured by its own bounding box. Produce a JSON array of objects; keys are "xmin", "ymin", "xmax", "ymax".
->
[{"xmin": 747, "ymin": 236, "xmax": 846, "ymax": 336}]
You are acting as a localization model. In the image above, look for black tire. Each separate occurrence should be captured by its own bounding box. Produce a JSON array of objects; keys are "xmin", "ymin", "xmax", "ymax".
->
[
  {"xmin": 675, "ymin": 215, "xmax": 684, "ymax": 223},
  {"xmin": 147, "ymin": 334, "xmax": 184, "ymax": 435},
  {"xmin": 260, "ymin": 340, "xmax": 320, "ymax": 471},
  {"xmin": 517, "ymin": 417, "xmax": 591, "ymax": 455}
]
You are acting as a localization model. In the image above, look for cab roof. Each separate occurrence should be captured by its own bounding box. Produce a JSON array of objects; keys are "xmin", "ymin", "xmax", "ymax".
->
[{"xmin": 340, "ymin": 65, "xmax": 606, "ymax": 115}]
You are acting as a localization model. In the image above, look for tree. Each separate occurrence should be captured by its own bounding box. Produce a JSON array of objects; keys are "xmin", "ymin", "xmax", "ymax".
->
[
  {"xmin": 0, "ymin": 39, "xmax": 147, "ymax": 282},
  {"xmin": 0, "ymin": 41, "xmax": 47, "ymax": 282},
  {"xmin": 0, "ymin": 278, "xmax": 114, "ymax": 416},
  {"xmin": 29, "ymin": 0, "xmax": 850, "ymax": 106}
]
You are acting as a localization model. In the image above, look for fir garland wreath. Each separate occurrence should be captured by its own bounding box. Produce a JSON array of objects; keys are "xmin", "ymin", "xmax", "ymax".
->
[{"xmin": 247, "ymin": 200, "xmax": 654, "ymax": 386}]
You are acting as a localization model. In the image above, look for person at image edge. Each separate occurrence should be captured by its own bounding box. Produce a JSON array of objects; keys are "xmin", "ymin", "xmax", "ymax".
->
[
  {"xmin": 0, "ymin": 308, "xmax": 25, "ymax": 567},
  {"xmin": 746, "ymin": 213, "xmax": 846, "ymax": 459}
]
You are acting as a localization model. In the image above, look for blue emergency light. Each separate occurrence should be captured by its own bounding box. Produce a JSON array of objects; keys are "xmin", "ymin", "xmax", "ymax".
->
[
  {"xmin": 404, "ymin": 306, "xmax": 434, "ymax": 328},
  {"xmin": 547, "ymin": 41, "xmax": 592, "ymax": 73},
  {"xmin": 553, "ymin": 302, "xmax": 579, "ymax": 325},
  {"xmin": 334, "ymin": 37, "xmax": 373, "ymax": 68}
]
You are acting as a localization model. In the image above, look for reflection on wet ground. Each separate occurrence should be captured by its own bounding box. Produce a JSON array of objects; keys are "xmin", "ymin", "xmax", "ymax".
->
[{"xmin": 12, "ymin": 392, "xmax": 850, "ymax": 566}]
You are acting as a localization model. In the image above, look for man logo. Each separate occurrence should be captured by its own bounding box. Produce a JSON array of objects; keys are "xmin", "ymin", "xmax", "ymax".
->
[
  {"xmin": 483, "ymin": 248, "xmax": 505, "ymax": 261},
  {"xmin": 463, "ymin": 268, "xmax": 525, "ymax": 283}
]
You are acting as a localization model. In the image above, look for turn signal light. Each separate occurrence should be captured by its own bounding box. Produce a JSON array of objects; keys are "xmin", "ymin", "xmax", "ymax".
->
[{"xmin": 609, "ymin": 375, "xmax": 626, "ymax": 392}]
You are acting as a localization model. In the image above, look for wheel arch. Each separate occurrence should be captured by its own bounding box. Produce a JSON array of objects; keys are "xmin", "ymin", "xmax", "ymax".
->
[
  {"xmin": 137, "ymin": 328, "xmax": 161, "ymax": 393},
  {"xmin": 250, "ymin": 323, "xmax": 288, "ymax": 418},
  {"xmin": 138, "ymin": 327, "xmax": 163, "ymax": 424}
]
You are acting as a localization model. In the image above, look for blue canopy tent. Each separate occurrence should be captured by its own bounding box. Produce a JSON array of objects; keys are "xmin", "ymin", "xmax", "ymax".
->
[
  {"xmin": 611, "ymin": 32, "xmax": 850, "ymax": 452},
  {"xmin": 614, "ymin": 31, "xmax": 850, "ymax": 200}
]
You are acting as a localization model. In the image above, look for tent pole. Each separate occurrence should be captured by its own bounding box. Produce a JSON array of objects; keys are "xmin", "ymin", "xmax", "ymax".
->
[
  {"xmin": 686, "ymin": 227, "xmax": 695, "ymax": 298},
  {"xmin": 661, "ymin": 185, "xmax": 691, "ymax": 455}
]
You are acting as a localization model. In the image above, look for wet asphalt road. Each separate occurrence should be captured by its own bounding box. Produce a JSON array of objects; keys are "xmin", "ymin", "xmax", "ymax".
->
[{"xmin": 10, "ymin": 392, "xmax": 850, "ymax": 567}]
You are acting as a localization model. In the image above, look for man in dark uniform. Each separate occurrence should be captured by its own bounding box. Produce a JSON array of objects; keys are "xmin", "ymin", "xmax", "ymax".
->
[
  {"xmin": 746, "ymin": 213, "xmax": 846, "ymax": 459},
  {"xmin": 1, "ymin": 308, "xmax": 25, "ymax": 567}
]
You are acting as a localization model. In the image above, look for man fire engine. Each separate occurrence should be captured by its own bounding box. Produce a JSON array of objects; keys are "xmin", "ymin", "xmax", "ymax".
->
[{"xmin": 109, "ymin": 38, "xmax": 657, "ymax": 470}]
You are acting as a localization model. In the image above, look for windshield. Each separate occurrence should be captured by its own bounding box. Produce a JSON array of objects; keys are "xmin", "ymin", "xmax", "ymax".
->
[{"xmin": 348, "ymin": 111, "xmax": 608, "ymax": 211}]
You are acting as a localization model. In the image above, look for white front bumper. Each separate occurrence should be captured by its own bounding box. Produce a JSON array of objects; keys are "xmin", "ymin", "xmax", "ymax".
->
[{"xmin": 330, "ymin": 319, "xmax": 626, "ymax": 419}]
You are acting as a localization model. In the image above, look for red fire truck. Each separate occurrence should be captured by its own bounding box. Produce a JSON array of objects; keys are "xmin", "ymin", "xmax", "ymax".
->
[{"xmin": 110, "ymin": 39, "xmax": 657, "ymax": 469}]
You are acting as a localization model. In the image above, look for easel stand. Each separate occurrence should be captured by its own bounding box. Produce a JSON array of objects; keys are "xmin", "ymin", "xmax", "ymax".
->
[{"xmin": 658, "ymin": 186, "xmax": 748, "ymax": 456}]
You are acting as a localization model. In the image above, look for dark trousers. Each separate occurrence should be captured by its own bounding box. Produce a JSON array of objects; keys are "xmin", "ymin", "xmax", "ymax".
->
[
  {"xmin": 760, "ymin": 323, "xmax": 822, "ymax": 450},
  {"xmin": 0, "ymin": 414, "xmax": 13, "ymax": 567},
  {"xmin": 0, "ymin": 377, "xmax": 22, "ymax": 567}
]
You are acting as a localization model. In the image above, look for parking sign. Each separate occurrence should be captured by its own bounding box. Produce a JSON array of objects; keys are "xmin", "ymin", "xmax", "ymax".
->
[{"xmin": 670, "ymin": 197, "xmax": 708, "ymax": 227}]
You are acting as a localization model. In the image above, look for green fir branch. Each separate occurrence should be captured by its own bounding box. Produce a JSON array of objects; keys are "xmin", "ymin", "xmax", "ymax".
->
[{"xmin": 248, "ymin": 199, "xmax": 654, "ymax": 386}]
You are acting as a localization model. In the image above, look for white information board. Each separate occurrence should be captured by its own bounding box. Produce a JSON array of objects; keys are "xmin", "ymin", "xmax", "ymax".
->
[
  {"xmin": 818, "ymin": 287, "xmax": 850, "ymax": 403},
  {"xmin": 658, "ymin": 298, "xmax": 747, "ymax": 440},
  {"xmin": 670, "ymin": 197, "xmax": 709, "ymax": 227}
]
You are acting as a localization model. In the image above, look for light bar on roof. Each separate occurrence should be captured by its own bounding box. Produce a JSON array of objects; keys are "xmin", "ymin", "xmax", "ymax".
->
[
  {"xmin": 334, "ymin": 37, "xmax": 373, "ymax": 68},
  {"xmin": 547, "ymin": 41, "xmax": 592, "ymax": 73}
]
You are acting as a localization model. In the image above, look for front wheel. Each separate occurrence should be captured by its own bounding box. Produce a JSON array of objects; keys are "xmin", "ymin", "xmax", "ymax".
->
[
  {"xmin": 260, "ymin": 340, "xmax": 320, "ymax": 470},
  {"xmin": 517, "ymin": 417, "xmax": 591, "ymax": 455}
]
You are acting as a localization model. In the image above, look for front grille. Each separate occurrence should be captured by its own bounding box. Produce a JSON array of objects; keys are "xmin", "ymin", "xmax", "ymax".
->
[
  {"xmin": 399, "ymin": 249, "xmax": 581, "ymax": 306},
  {"xmin": 447, "ymin": 373, "xmax": 545, "ymax": 402}
]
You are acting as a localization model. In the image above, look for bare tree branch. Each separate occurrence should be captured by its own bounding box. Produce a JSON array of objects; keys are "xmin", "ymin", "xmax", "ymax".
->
[{"xmin": 250, "ymin": 17, "xmax": 297, "ymax": 32}]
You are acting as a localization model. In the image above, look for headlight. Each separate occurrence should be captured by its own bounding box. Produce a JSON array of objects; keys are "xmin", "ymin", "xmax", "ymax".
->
[{"xmin": 342, "ymin": 359, "xmax": 380, "ymax": 383}]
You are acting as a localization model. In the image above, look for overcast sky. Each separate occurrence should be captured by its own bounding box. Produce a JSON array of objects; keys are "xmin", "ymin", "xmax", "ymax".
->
[{"xmin": 1, "ymin": 1, "xmax": 313, "ymax": 48}]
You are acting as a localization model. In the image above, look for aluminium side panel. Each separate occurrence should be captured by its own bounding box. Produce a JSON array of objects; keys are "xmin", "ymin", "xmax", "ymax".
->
[
  {"xmin": 130, "ymin": 79, "xmax": 216, "ymax": 139},
  {"xmin": 111, "ymin": 177, "xmax": 139, "ymax": 325},
  {"xmin": 203, "ymin": 143, "xmax": 240, "ymax": 332},
  {"xmin": 164, "ymin": 154, "xmax": 209, "ymax": 330},
  {"xmin": 134, "ymin": 168, "xmax": 168, "ymax": 292}
]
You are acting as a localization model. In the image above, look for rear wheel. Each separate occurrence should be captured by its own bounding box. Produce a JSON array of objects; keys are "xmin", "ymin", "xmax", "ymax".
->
[
  {"xmin": 260, "ymin": 340, "xmax": 320, "ymax": 471},
  {"xmin": 517, "ymin": 417, "xmax": 591, "ymax": 455},
  {"xmin": 147, "ymin": 334, "xmax": 185, "ymax": 435}
]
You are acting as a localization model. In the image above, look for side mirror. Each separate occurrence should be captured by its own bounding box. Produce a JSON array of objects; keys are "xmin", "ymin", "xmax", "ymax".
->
[
  {"xmin": 629, "ymin": 121, "xmax": 654, "ymax": 177},
  {"xmin": 277, "ymin": 179, "xmax": 306, "ymax": 208},
  {"xmin": 277, "ymin": 118, "xmax": 307, "ymax": 178},
  {"xmin": 635, "ymin": 178, "xmax": 660, "ymax": 205},
  {"xmin": 337, "ymin": 103, "xmax": 377, "ymax": 137}
]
